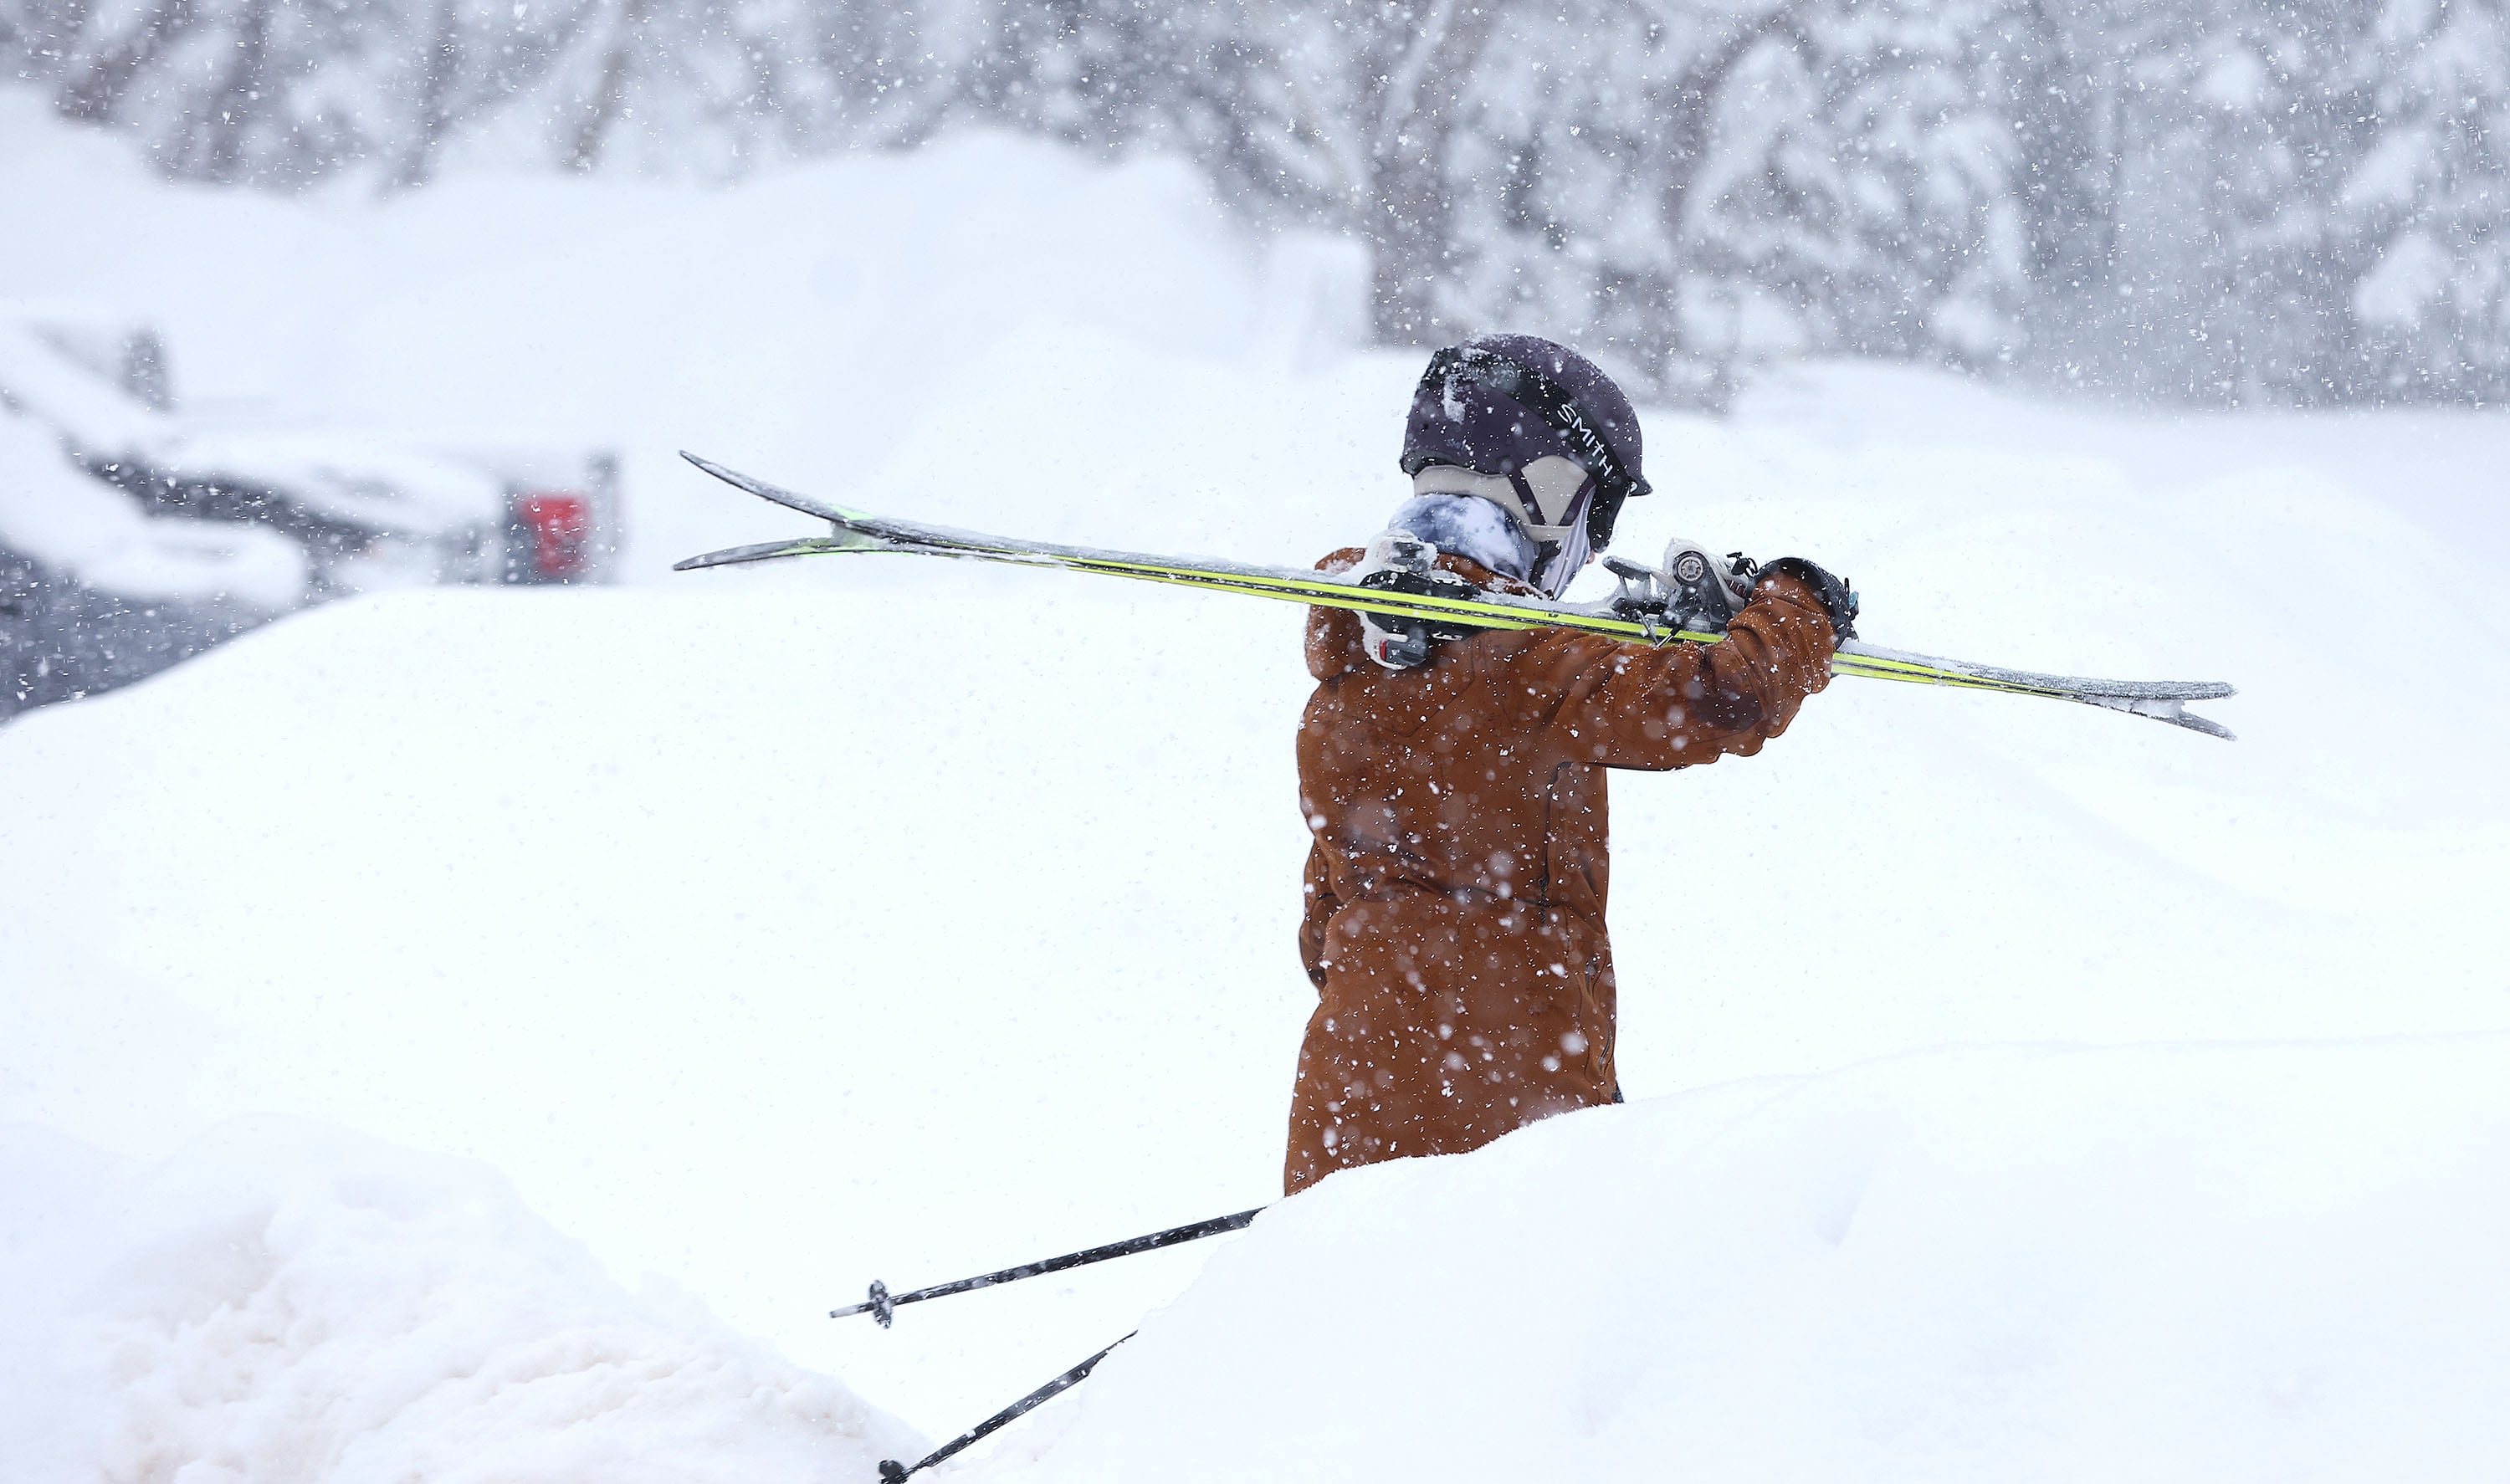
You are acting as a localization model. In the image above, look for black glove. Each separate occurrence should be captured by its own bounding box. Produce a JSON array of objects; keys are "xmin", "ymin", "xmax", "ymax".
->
[
  {"xmin": 1751, "ymin": 556, "xmax": 1858, "ymax": 641},
  {"xmin": 1353, "ymin": 530, "xmax": 1484, "ymax": 670}
]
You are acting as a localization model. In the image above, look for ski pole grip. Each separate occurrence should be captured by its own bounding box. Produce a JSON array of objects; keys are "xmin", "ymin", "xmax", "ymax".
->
[{"xmin": 828, "ymin": 1278, "xmax": 898, "ymax": 1326}]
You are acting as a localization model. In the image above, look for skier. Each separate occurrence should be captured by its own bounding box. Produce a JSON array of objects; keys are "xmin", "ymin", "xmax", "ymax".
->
[{"xmin": 1285, "ymin": 335, "xmax": 1858, "ymax": 1193}]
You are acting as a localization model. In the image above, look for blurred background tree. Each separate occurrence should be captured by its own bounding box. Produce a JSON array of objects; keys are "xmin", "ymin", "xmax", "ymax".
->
[{"xmin": 6, "ymin": 0, "xmax": 2503, "ymax": 405}]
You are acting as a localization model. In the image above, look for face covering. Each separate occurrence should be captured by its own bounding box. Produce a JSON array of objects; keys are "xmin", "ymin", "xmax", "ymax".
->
[
  {"xmin": 1381, "ymin": 492, "xmax": 1539, "ymax": 584},
  {"xmin": 1404, "ymin": 458, "xmax": 1598, "ymax": 596}
]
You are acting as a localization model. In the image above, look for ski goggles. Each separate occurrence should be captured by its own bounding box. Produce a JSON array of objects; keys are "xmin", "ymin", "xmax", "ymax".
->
[{"xmin": 1400, "ymin": 343, "xmax": 1651, "ymax": 552}]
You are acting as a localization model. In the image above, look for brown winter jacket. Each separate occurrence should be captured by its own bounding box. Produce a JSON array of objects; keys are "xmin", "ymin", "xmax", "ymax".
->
[{"xmin": 1284, "ymin": 550, "xmax": 1839, "ymax": 1193}]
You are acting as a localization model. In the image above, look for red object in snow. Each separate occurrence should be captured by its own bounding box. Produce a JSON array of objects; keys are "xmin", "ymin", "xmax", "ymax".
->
[{"xmin": 515, "ymin": 491, "xmax": 592, "ymax": 578}]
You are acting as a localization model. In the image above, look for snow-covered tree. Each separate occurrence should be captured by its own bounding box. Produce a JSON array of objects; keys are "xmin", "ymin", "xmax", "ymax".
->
[
  {"xmin": 7, "ymin": 0, "xmax": 2507, "ymax": 404},
  {"xmin": 2336, "ymin": 0, "xmax": 2510, "ymax": 401}
]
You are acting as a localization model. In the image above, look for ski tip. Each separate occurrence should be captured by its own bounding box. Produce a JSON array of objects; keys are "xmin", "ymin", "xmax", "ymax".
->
[
  {"xmin": 672, "ymin": 536, "xmax": 885, "ymax": 571},
  {"xmin": 2094, "ymin": 692, "xmax": 2239, "ymax": 739},
  {"xmin": 673, "ymin": 538, "xmax": 776, "ymax": 572},
  {"xmin": 679, "ymin": 450, "xmax": 777, "ymax": 497},
  {"xmin": 678, "ymin": 452, "xmax": 866, "ymax": 525},
  {"xmin": 679, "ymin": 449, "xmax": 760, "ymax": 491}
]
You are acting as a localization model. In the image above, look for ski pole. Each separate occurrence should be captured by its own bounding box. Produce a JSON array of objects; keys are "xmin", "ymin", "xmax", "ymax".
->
[
  {"xmin": 832, "ymin": 1207, "xmax": 1263, "ymax": 1327},
  {"xmin": 876, "ymin": 1332, "xmax": 1133, "ymax": 1482}
]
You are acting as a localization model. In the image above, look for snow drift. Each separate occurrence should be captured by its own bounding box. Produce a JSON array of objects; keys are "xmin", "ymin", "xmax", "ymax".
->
[
  {"xmin": 975, "ymin": 1036, "xmax": 2510, "ymax": 1483},
  {"xmin": 12, "ymin": 1039, "xmax": 2509, "ymax": 1482},
  {"xmin": 0, "ymin": 1118, "xmax": 924, "ymax": 1482}
]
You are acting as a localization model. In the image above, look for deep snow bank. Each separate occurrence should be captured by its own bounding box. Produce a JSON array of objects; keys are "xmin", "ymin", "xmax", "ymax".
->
[
  {"xmin": 977, "ymin": 1037, "xmax": 2510, "ymax": 1483},
  {"xmin": 6, "ymin": 362, "xmax": 2510, "ymax": 1436},
  {"xmin": 0, "ymin": 1118, "xmax": 923, "ymax": 1482}
]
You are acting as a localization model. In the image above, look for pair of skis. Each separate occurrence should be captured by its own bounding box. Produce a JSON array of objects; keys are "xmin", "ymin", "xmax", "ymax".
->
[{"xmin": 672, "ymin": 453, "xmax": 2236, "ymax": 739}]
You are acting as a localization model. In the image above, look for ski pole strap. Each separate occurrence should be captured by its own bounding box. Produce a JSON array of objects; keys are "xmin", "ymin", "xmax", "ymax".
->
[
  {"xmin": 832, "ymin": 1206, "xmax": 1263, "ymax": 1326},
  {"xmin": 876, "ymin": 1332, "xmax": 1134, "ymax": 1482}
]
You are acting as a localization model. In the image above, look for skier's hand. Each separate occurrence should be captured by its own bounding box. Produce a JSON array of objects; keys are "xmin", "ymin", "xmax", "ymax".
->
[
  {"xmin": 1351, "ymin": 529, "xmax": 1481, "ymax": 669},
  {"xmin": 1751, "ymin": 556, "xmax": 1858, "ymax": 642}
]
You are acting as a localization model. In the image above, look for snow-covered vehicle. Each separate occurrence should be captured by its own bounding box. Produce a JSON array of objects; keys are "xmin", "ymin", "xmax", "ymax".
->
[{"xmin": 0, "ymin": 310, "xmax": 620, "ymax": 719}]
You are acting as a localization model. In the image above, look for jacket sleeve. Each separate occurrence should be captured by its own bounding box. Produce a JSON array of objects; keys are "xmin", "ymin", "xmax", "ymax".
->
[
  {"xmin": 1298, "ymin": 838, "xmax": 1338, "ymax": 990},
  {"xmin": 1304, "ymin": 548, "xmax": 1370, "ymax": 681},
  {"xmin": 1527, "ymin": 570, "xmax": 1839, "ymax": 770}
]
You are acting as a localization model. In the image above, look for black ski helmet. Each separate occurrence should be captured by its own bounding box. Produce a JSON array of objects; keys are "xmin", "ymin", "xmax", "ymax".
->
[{"xmin": 1399, "ymin": 333, "xmax": 1650, "ymax": 555}]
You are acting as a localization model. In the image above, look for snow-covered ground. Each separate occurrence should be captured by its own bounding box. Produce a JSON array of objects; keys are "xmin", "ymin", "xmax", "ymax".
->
[
  {"xmin": 0, "ymin": 1118, "xmax": 925, "ymax": 1483},
  {"xmin": 6, "ymin": 90, "xmax": 2510, "ymax": 1481},
  {"xmin": 964, "ymin": 1037, "xmax": 2510, "ymax": 1483}
]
